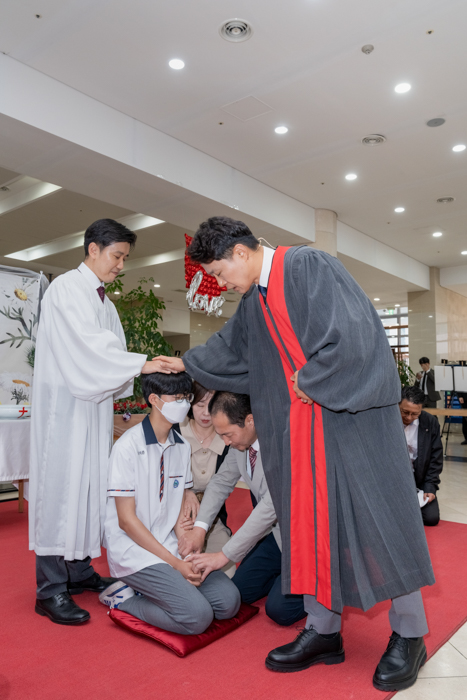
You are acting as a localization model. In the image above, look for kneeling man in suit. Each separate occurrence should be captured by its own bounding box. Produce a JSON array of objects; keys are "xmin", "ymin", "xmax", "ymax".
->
[
  {"xmin": 399, "ymin": 386, "xmax": 443, "ymax": 526},
  {"xmin": 178, "ymin": 391, "xmax": 305, "ymax": 626}
]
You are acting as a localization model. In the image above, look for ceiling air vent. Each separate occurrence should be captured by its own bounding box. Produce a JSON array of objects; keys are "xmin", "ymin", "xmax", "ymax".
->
[
  {"xmin": 362, "ymin": 134, "xmax": 386, "ymax": 146},
  {"xmin": 219, "ymin": 19, "xmax": 253, "ymax": 43},
  {"xmin": 437, "ymin": 197, "xmax": 455, "ymax": 204}
]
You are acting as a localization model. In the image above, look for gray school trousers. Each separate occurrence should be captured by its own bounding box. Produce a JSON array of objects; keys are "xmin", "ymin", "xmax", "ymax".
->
[
  {"xmin": 120, "ymin": 563, "xmax": 241, "ymax": 635},
  {"xmin": 304, "ymin": 590, "xmax": 428, "ymax": 638}
]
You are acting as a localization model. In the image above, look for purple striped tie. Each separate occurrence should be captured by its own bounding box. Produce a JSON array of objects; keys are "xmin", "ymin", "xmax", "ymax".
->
[
  {"xmin": 97, "ymin": 286, "xmax": 105, "ymax": 303},
  {"xmin": 249, "ymin": 447, "xmax": 257, "ymax": 478},
  {"xmin": 159, "ymin": 453, "xmax": 165, "ymax": 501}
]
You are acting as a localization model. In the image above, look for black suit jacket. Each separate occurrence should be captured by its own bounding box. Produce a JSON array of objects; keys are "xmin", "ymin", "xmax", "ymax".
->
[
  {"xmin": 415, "ymin": 369, "xmax": 441, "ymax": 403},
  {"xmin": 412, "ymin": 410, "xmax": 443, "ymax": 494}
]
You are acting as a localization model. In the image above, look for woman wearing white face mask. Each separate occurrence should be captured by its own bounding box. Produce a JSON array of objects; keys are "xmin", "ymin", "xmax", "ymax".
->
[{"xmin": 179, "ymin": 382, "xmax": 236, "ymax": 578}]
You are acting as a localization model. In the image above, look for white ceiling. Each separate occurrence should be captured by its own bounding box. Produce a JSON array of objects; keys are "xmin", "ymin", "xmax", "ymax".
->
[{"xmin": 0, "ymin": 0, "xmax": 466, "ymax": 312}]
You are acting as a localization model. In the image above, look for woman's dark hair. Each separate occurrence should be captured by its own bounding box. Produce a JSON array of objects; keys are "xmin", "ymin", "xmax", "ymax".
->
[
  {"xmin": 401, "ymin": 385, "xmax": 425, "ymax": 405},
  {"xmin": 84, "ymin": 218, "xmax": 137, "ymax": 257},
  {"xmin": 419, "ymin": 357, "xmax": 430, "ymax": 365},
  {"xmin": 141, "ymin": 372, "xmax": 193, "ymax": 405},
  {"xmin": 208, "ymin": 391, "xmax": 252, "ymax": 427},
  {"xmin": 187, "ymin": 216, "xmax": 259, "ymax": 263},
  {"xmin": 187, "ymin": 381, "xmax": 213, "ymax": 420}
]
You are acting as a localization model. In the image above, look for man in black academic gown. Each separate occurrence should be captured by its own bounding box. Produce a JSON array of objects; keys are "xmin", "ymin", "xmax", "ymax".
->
[{"xmin": 159, "ymin": 216, "xmax": 434, "ymax": 693}]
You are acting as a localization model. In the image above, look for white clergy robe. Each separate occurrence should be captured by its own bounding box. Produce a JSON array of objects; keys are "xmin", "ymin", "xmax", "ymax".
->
[{"xmin": 29, "ymin": 263, "xmax": 147, "ymax": 561}]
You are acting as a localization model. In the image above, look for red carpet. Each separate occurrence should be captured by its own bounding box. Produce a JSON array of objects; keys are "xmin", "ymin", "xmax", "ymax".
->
[{"xmin": 1, "ymin": 491, "xmax": 467, "ymax": 700}]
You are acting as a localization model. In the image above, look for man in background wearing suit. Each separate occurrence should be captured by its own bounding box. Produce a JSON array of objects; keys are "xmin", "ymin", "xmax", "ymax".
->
[
  {"xmin": 399, "ymin": 386, "xmax": 443, "ymax": 526},
  {"xmin": 415, "ymin": 357, "xmax": 441, "ymax": 409},
  {"xmin": 178, "ymin": 391, "xmax": 305, "ymax": 627}
]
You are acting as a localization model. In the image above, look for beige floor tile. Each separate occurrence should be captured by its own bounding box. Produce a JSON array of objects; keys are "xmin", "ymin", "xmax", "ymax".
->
[
  {"xmin": 450, "ymin": 624, "xmax": 467, "ymax": 659},
  {"xmin": 397, "ymin": 676, "xmax": 467, "ymax": 699},
  {"xmin": 418, "ymin": 642, "xmax": 467, "ymax": 678}
]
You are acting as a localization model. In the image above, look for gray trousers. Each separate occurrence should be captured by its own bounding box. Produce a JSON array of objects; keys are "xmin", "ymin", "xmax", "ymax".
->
[
  {"xmin": 120, "ymin": 563, "xmax": 241, "ymax": 635},
  {"xmin": 304, "ymin": 589, "xmax": 428, "ymax": 638},
  {"xmin": 36, "ymin": 555, "xmax": 95, "ymax": 599}
]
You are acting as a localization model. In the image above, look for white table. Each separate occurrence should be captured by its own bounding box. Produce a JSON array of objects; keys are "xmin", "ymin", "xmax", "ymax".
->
[{"xmin": 0, "ymin": 418, "xmax": 30, "ymax": 512}]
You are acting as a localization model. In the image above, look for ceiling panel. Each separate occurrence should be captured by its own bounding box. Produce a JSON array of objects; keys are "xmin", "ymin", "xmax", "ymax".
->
[
  {"xmin": 0, "ymin": 167, "xmax": 19, "ymax": 186},
  {"xmin": 0, "ymin": 189, "xmax": 133, "ymax": 256}
]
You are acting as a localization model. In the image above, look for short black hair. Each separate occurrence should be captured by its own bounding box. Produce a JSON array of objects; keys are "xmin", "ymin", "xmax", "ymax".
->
[
  {"xmin": 141, "ymin": 372, "xmax": 193, "ymax": 405},
  {"xmin": 187, "ymin": 216, "xmax": 259, "ymax": 263},
  {"xmin": 208, "ymin": 391, "xmax": 252, "ymax": 427},
  {"xmin": 401, "ymin": 386, "xmax": 425, "ymax": 405},
  {"xmin": 84, "ymin": 218, "xmax": 137, "ymax": 257},
  {"xmin": 419, "ymin": 357, "xmax": 430, "ymax": 365}
]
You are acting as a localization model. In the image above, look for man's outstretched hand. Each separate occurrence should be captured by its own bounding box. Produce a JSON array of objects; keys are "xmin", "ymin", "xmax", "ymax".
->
[
  {"xmin": 190, "ymin": 551, "xmax": 230, "ymax": 582},
  {"xmin": 153, "ymin": 356, "xmax": 186, "ymax": 374},
  {"xmin": 178, "ymin": 526, "xmax": 206, "ymax": 558}
]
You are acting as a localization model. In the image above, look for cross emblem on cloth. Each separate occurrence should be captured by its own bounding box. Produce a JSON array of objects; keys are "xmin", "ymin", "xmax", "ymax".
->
[
  {"xmin": 97, "ymin": 286, "xmax": 105, "ymax": 303},
  {"xmin": 249, "ymin": 446, "xmax": 257, "ymax": 478},
  {"xmin": 159, "ymin": 453, "xmax": 165, "ymax": 501}
]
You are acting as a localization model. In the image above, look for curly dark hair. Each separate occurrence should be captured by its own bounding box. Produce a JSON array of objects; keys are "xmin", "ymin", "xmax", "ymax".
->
[{"xmin": 187, "ymin": 216, "xmax": 259, "ymax": 263}]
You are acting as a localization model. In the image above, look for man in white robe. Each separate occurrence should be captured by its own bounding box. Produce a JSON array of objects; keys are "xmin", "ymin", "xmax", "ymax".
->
[{"xmin": 30, "ymin": 218, "xmax": 168, "ymax": 625}]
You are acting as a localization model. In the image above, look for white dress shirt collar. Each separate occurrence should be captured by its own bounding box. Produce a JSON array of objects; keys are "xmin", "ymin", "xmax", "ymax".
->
[
  {"xmin": 258, "ymin": 246, "xmax": 276, "ymax": 289},
  {"xmin": 250, "ymin": 439, "xmax": 260, "ymax": 452},
  {"xmin": 78, "ymin": 261, "xmax": 104, "ymax": 290}
]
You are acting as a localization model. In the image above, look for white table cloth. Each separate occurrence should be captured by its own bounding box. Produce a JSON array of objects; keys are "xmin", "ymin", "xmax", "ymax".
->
[{"xmin": 0, "ymin": 418, "xmax": 30, "ymax": 480}]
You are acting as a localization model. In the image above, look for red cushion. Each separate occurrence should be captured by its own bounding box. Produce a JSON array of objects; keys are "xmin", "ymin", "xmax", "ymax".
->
[{"xmin": 108, "ymin": 603, "xmax": 259, "ymax": 657}]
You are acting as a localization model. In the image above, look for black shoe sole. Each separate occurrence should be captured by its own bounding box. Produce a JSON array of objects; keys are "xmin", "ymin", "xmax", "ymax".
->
[
  {"xmin": 265, "ymin": 650, "xmax": 345, "ymax": 673},
  {"xmin": 372, "ymin": 650, "xmax": 427, "ymax": 691},
  {"xmin": 68, "ymin": 586, "xmax": 106, "ymax": 594},
  {"xmin": 35, "ymin": 604, "xmax": 90, "ymax": 625}
]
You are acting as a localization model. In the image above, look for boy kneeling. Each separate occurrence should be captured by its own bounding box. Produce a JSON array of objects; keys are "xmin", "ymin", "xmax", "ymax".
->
[{"xmin": 102, "ymin": 372, "xmax": 240, "ymax": 634}]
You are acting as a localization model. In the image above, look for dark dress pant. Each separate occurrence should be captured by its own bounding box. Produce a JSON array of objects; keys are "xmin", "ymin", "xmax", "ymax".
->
[
  {"xmin": 422, "ymin": 497, "xmax": 440, "ymax": 526},
  {"xmin": 36, "ymin": 555, "xmax": 95, "ymax": 599},
  {"xmin": 232, "ymin": 533, "xmax": 305, "ymax": 626}
]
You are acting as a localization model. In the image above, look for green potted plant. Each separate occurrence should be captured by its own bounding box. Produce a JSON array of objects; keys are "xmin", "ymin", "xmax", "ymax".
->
[
  {"xmin": 396, "ymin": 358, "xmax": 416, "ymax": 387},
  {"xmin": 106, "ymin": 275, "xmax": 173, "ymax": 435}
]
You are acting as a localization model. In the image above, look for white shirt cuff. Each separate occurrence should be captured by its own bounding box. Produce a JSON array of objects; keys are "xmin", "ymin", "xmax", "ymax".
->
[{"xmin": 194, "ymin": 521, "xmax": 209, "ymax": 532}]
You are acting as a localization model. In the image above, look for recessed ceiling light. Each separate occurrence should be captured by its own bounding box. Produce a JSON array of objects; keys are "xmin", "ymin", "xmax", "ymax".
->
[
  {"xmin": 345, "ymin": 173, "xmax": 357, "ymax": 181},
  {"xmin": 169, "ymin": 59, "xmax": 185, "ymax": 70},
  {"xmin": 198, "ymin": 323, "xmax": 202, "ymax": 326},
  {"xmin": 453, "ymin": 144, "xmax": 466, "ymax": 152},
  {"xmin": 154, "ymin": 284, "xmax": 161, "ymax": 288},
  {"xmin": 428, "ymin": 315, "xmax": 433, "ymax": 318},
  {"xmin": 432, "ymin": 232, "xmax": 443, "ymax": 237},
  {"xmin": 374, "ymin": 297, "xmax": 380, "ymax": 301},
  {"xmin": 462, "ymin": 251, "xmax": 467, "ymax": 255},
  {"xmin": 395, "ymin": 304, "xmax": 400, "ymax": 307},
  {"xmin": 395, "ymin": 83, "xmax": 411, "ymax": 93},
  {"xmin": 114, "ymin": 291, "xmax": 120, "ymax": 295},
  {"xmin": 394, "ymin": 207, "xmax": 405, "ymax": 213},
  {"xmin": 275, "ymin": 126, "xmax": 288, "ymax": 134}
]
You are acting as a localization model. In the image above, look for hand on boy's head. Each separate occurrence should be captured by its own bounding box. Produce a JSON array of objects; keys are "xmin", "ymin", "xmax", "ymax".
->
[{"xmin": 152, "ymin": 356, "xmax": 186, "ymax": 374}]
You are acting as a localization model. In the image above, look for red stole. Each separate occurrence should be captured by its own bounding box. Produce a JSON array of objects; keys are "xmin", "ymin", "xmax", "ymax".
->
[{"xmin": 259, "ymin": 246, "xmax": 332, "ymax": 607}]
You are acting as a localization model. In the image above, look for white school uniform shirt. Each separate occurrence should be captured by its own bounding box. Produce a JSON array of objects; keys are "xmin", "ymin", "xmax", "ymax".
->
[
  {"xmin": 404, "ymin": 419, "xmax": 419, "ymax": 466},
  {"xmin": 105, "ymin": 415, "xmax": 193, "ymax": 578},
  {"xmin": 29, "ymin": 262, "xmax": 147, "ymax": 561}
]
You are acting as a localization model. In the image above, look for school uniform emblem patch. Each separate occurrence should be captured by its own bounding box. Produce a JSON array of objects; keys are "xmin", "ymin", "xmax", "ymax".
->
[{"xmin": 173, "ymin": 480, "xmax": 179, "ymax": 488}]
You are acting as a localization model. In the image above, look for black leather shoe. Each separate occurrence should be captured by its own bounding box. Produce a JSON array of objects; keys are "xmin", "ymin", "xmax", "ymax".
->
[
  {"xmin": 35, "ymin": 592, "xmax": 90, "ymax": 625},
  {"xmin": 373, "ymin": 632, "xmax": 427, "ymax": 691},
  {"xmin": 68, "ymin": 572, "xmax": 117, "ymax": 595},
  {"xmin": 265, "ymin": 627, "xmax": 345, "ymax": 673}
]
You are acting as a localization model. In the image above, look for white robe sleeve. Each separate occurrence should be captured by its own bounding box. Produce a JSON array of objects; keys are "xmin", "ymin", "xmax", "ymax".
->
[
  {"xmin": 108, "ymin": 303, "xmax": 136, "ymax": 400},
  {"xmin": 42, "ymin": 278, "xmax": 147, "ymax": 403}
]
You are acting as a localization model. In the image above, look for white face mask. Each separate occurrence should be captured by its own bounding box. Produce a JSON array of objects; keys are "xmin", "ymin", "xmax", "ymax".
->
[{"xmin": 155, "ymin": 397, "xmax": 191, "ymax": 424}]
